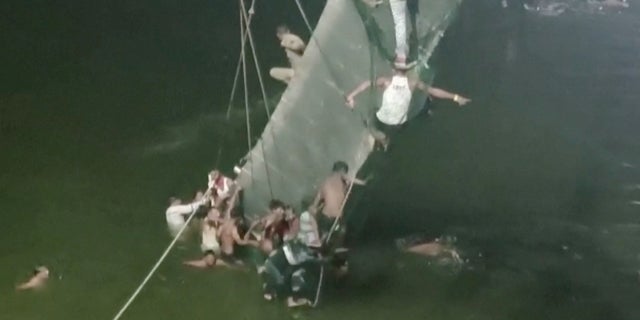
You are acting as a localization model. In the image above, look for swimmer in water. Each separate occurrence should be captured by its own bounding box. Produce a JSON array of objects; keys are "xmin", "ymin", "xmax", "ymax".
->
[{"xmin": 16, "ymin": 266, "xmax": 49, "ymax": 291}]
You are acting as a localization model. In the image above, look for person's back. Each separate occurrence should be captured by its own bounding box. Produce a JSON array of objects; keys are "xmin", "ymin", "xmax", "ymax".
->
[{"xmin": 319, "ymin": 173, "xmax": 347, "ymax": 218}]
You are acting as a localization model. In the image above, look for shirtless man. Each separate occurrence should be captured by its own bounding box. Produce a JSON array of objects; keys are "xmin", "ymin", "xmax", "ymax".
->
[
  {"xmin": 397, "ymin": 236, "xmax": 462, "ymax": 262},
  {"xmin": 16, "ymin": 266, "xmax": 49, "ymax": 290},
  {"xmin": 309, "ymin": 161, "xmax": 366, "ymax": 237},
  {"xmin": 346, "ymin": 54, "xmax": 471, "ymax": 150},
  {"xmin": 269, "ymin": 25, "xmax": 306, "ymax": 84}
]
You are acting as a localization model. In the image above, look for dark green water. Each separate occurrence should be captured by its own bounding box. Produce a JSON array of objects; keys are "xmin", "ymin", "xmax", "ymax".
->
[{"xmin": 2, "ymin": 1, "xmax": 640, "ymax": 319}]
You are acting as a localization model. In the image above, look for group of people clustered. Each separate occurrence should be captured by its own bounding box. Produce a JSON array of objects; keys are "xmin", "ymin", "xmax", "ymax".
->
[
  {"xmin": 14, "ymin": 1, "xmax": 468, "ymax": 304},
  {"xmin": 163, "ymin": 0, "xmax": 470, "ymax": 308}
]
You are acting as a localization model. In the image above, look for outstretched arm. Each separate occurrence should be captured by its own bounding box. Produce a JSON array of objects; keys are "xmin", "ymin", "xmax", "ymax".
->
[
  {"xmin": 345, "ymin": 77, "xmax": 389, "ymax": 109},
  {"xmin": 416, "ymin": 81, "xmax": 471, "ymax": 106},
  {"xmin": 233, "ymin": 226, "xmax": 257, "ymax": 246}
]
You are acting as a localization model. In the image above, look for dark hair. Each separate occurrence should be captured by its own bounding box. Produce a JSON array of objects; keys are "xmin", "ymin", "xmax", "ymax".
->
[
  {"xmin": 332, "ymin": 161, "xmax": 349, "ymax": 173},
  {"xmin": 269, "ymin": 199, "xmax": 285, "ymax": 210},
  {"xmin": 276, "ymin": 25, "xmax": 289, "ymax": 35}
]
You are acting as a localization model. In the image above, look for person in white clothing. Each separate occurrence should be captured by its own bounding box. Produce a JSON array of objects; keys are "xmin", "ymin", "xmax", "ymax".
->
[
  {"xmin": 183, "ymin": 208, "xmax": 223, "ymax": 268},
  {"xmin": 165, "ymin": 191, "xmax": 208, "ymax": 237},
  {"xmin": 345, "ymin": 54, "xmax": 471, "ymax": 150}
]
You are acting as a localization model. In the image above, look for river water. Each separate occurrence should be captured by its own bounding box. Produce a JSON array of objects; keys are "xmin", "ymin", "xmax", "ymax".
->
[{"xmin": 1, "ymin": 1, "xmax": 639, "ymax": 319}]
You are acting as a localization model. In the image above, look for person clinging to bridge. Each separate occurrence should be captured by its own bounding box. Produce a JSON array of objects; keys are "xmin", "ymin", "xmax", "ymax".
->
[
  {"xmin": 309, "ymin": 161, "xmax": 367, "ymax": 239},
  {"xmin": 269, "ymin": 25, "xmax": 306, "ymax": 84},
  {"xmin": 345, "ymin": 54, "xmax": 471, "ymax": 150}
]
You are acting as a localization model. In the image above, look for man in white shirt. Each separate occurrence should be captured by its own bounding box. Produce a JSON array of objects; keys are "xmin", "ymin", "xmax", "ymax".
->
[
  {"xmin": 269, "ymin": 25, "xmax": 306, "ymax": 84},
  {"xmin": 345, "ymin": 54, "xmax": 471, "ymax": 150}
]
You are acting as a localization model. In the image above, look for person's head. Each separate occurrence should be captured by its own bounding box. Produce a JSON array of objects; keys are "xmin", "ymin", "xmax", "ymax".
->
[
  {"xmin": 284, "ymin": 205, "xmax": 295, "ymax": 220},
  {"xmin": 169, "ymin": 197, "xmax": 181, "ymax": 206},
  {"xmin": 392, "ymin": 53, "xmax": 413, "ymax": 75},
  {"xmin": 34, "ymin": 266, "xmax": 49, "ymax": 279},
  {"xmin": 332, "ymin": 161, "xmax": 349, "ymax": 174},
  {"xmin": 269, "ymin": 199, "xmax": 286, "ymax": 215},
  {"xmin": 208, "ymin": 170, "xmax": 220, "ymax": 181},
  {"xmin": 276, "ymin": 25, "xmax": 290, "ymax": 40}
]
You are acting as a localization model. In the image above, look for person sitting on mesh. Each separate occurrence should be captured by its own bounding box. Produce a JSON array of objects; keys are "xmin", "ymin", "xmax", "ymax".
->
[{"xmin": 269, "ymin": 25, "xmax": 306, "ymax": 84}]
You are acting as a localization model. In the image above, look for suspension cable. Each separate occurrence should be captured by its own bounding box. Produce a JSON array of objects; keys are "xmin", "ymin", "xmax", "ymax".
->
[
  {"xmin": 216, "ymin": 0, "xmax": 256, "ymax": 168},
  {"xmin": 239, "ymin": 0, "xmax": 275, "ymax": 200},
  {"xmin": 293, "ymin": 0, "xmax": 346, "ymax": 96},
  {"xmin": 239, "ymin": 0, "xmax": 271, "ymax": 119},
  {"xmin": 240, "ymin": 0, "xmax": 255, "ymax": 189},
  {"xmin": 225, "ymin": 0, "xmax": 256, "ymax": 120},
  {"xmin": 112, "ymin": 204, "xmax": 201, "ymax": 320}
]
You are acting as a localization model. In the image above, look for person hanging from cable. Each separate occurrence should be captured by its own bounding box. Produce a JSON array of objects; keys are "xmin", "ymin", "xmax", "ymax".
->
[
  {"xmin": 269, "ymin": 25, "xmax": 306, "ymax": 84},
  {"xmin": 345, "ymin": 54, "xmax": 471, "ymax": 151}
]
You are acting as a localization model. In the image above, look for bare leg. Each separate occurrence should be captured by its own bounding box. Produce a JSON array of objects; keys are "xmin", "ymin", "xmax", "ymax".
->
[{"xmin": 183, "ymin": 254, "xmax": 217, "ymax": 268}]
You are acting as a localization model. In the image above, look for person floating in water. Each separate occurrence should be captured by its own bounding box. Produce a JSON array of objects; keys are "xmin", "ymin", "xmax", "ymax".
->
[
  {"xmin": 16, "ymin": 266, "xmax": 49, "ymax": 291},
  {"xmin": 346, "ymin": 54, "xmax": 471, "ymax": 150},
  {"xmin": 269, "ymin": 25, "xmax": 306, "ymax": 84},
  {"xmin": 309, "ymin": 161, "xmax": 366, "ymax": 239},
  {"xmin": 390, "ymin": 0, "xmax": 409, "ymax": 57}
]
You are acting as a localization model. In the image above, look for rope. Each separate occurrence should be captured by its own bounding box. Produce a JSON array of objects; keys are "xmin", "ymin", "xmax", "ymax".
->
[
  {"xmin": 239, "ymin": 0, "xmax": 275, "ymax": 200},
  {"xmin": 311, "ymin": 264, "xmax": 324, "ymax": 307},
  {"xmin": 112, "ymin": 205, "xmax": 201, "ymax": 320},
  {"xmin": 323, "ymin": 177, "xmax": 356, "ymax": 245},
  {"xmin": 239, "ymin": 0, "xmax": 255, "ymax": 189},
  {"xmin": 293, "ymin": 0, "xmax": 345, "ymax": 96},
  {"xmin": 216, "ymin": 0, "xmax": 256, "ymax": 168},
  {"xmin": 239, "ymin": 0, "xmax": 271, "ymax": 119},
  {"xmin": 225, "ymin": 1, "xmax": 255, "ymax": 120}
]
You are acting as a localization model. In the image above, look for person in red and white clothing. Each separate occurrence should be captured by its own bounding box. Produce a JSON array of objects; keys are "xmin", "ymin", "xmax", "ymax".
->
[{"xmin": 207, "ymin": 170, "xmax": 236, "ymax": 212}]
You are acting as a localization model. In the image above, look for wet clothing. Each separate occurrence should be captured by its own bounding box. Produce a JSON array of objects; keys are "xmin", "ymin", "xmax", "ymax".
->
[
  {"xmin": 297, "ymin": 211, "xmax": 320, "ymax": 247},
  {"xmin": 261, "ymin": 241, "xmax": 322, "ymax": 303},
  {"xmin": 377, "ymin": 75, "xmax": 412, "ymax": 125},
  {"xmin": 200, "ymin": 221, "xmax": 220, "ymax": 254}
]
